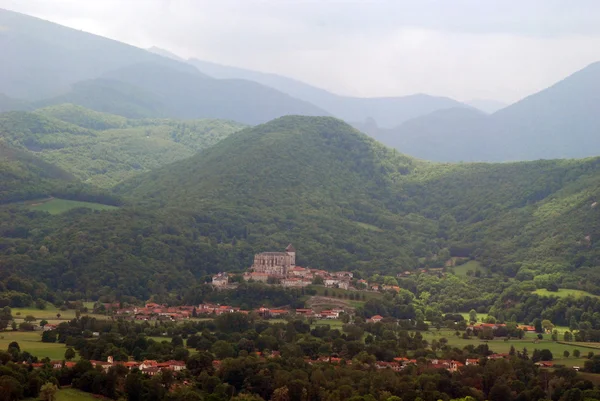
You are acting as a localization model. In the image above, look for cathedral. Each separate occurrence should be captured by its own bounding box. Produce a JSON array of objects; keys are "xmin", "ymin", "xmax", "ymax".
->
[{"xmin": 251, "ymin": 244, "xmax": 296, "ymax": 277}]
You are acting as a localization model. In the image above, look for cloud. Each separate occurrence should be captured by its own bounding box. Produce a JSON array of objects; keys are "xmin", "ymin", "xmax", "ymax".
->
[{"xmin": 2, "ymin": 0, "xmax": 600, "ymax": 102}]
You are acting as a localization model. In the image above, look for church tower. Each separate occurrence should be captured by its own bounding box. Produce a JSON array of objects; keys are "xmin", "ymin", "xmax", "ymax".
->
[{"xmin": 285, "ymin": 243, "xmax": 296, "ymax": 267}]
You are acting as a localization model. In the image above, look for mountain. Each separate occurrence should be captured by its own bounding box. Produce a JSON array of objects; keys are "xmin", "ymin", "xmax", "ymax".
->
[
  {"xmin": 373, "ymin": 62, "xmax": 600, "ymax": 162},
  {"xmin": 116, "ymin": 115, "xmax": 428, "ymax": 270},
  {"xmin": 96, "ymin": 62, "xmax": 330, "ymax": 124},
  {"xmin": 0, "ymin": 93, "xmax": 30, "ymax": 113},
  {"xmin": 357, "ymin": 108, "xmax": 490, "ymax": 162},
  {"xmin": 0, "ymin": 9, "xmax": 203, "ymax": 100},
  {"xmin": 117, "ymin": 116, "xmax": 600, "ymax": 280},
  {"xmin": 466, "ymin": 98, "xmax": 508, "ymax": 114},
  {"xmin": 1, "ymin": 106, "xmax": 246, "ymax": 187},
  {"xmin": 147, "ymin": 46, "xmax": 186, "ymax": 62},
  {"xmin": 187, "ymin": 57, "xmax": 471, "ymax": 128}
]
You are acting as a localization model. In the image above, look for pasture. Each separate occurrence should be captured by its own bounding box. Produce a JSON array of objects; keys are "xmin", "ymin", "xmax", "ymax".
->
[
  {"xmin": 0, "ymin": 330, "xmax": 73, "ymax": 360},
  {"xmin": 423, "ymin": 329, "xmax": 588, "ymax": 367},
  {"xmin": 452, "ymin": 260, "xmax": 487, "ymax": 276},
  {"xmin": 26, "ymin": 198, "xmax": 118, "ymax": 214},
  {"xmin": 25, "ymin": 388, "xmax": 98, "ymax": 401}
]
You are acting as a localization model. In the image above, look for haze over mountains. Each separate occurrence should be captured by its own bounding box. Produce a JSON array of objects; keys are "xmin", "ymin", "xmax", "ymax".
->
[{"xmin": 1, "ymin": 8, "xmax": 600, "ymax": 162}]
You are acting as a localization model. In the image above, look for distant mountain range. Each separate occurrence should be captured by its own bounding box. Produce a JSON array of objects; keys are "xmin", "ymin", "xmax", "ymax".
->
[
  {"xmin": 186, "ymin": 57, "xmax": 472, "ymax": 128},
  {"xmin": 357, "ymin": 62, "xmax": 600, "ymax": 161},
  {"xmin": 2, "ymin": 8, "xmax": 600, "ymax": 162}
]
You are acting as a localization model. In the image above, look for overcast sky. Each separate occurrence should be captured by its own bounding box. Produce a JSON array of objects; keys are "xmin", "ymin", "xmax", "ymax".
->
[{"xmin": 2, "ymin": 0, "xmax": 600, "ymax": 103}]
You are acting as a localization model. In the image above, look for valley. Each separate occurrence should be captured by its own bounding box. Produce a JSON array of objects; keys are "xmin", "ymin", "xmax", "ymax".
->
[{"xmin": 1, "ymin": 5, "xmax": 600, "ymax": 401}]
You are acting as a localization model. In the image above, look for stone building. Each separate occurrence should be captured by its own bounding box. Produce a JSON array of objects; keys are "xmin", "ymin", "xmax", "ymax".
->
[{"xmin": 251, "ymin": 244, "xmax": 296, "ymax": 276}]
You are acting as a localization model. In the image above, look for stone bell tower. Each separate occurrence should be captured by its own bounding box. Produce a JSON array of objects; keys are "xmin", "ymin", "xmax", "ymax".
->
[{"xmin": 285, "ymin": 243, "xmax": 296, "ymax": 267}]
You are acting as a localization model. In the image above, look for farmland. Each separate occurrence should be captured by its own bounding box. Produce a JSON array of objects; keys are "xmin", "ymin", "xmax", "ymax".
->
[
  {"xmin": 25, "ymin": 198, "xmax": 118, "ymax": 214},
  {"xmin": 0, "ymin": 331, "xmax": 74, "ymax": 360}
]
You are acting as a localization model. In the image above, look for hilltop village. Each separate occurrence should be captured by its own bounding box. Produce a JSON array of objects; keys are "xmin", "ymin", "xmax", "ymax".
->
[{"xmin": 213, "ymin": 244, "xmax": 401, "ymax": 291}]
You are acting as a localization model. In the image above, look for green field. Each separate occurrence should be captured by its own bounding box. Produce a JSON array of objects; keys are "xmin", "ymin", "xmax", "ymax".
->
[
  {"xmin": 25, "ymin": 198, "xmax": 118, "ymax": 214},
  {"xmin": 459, "ymin": 312, "xmax": 490, "ymax": 322},
  {"xmin": 25, "ymin": 388, "xmax": 98, "ymax": 401},
  {"xmin": 452, "ymin": 260, "xmax": 487, "ymax": 276},
  {"xmin": 533, "ymin": 288, "xmax": 600, "ymax": 299},
  {"xmin": 11, "ymin": 305, "xmax": 109, "ymax": 325},
  {"xmin": 423, "ymin": 329, "xmax": 587, "ymax": 367},
  {"xmin": 0, "ymin": 330, "xmax": 73, "ymax": 360}
]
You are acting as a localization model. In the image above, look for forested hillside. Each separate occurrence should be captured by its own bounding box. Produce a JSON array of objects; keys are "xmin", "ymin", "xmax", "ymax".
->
[
  {"xmin": 1, "ymin": 106, "xmax": 246, "ymax": 187},
  {"xmin": 2, "ymin": 115, "xmax": 600, "ymax": 303}
]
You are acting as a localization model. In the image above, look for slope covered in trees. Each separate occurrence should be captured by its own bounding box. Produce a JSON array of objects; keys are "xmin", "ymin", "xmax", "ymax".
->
[
  {"xmin": 2, "ymin": 115, "xmax": 600, "ymax": 302},
  {"xmin": 1, "ymin": 106, "xmax": 246, "ymax": 187}
]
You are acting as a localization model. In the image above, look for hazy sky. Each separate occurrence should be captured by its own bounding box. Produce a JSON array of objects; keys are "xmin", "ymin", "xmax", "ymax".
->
[{"xmin": 2, "ymin": 0, "xmax": 600, "ymax": 103}]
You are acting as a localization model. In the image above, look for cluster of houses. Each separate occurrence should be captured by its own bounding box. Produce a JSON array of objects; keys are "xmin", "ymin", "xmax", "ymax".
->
[
  {"xmin": 106, "ymin": 302, "xmax": 351, "ymax": 322},
  {"xmin": 31, "ymin": 356, "xmax": 186, "ymax": 376}
]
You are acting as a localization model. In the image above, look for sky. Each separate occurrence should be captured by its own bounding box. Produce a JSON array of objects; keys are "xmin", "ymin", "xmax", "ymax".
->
[{"xmin": 2, "ymin": 0, "xmax": 600, "ymax": 104}]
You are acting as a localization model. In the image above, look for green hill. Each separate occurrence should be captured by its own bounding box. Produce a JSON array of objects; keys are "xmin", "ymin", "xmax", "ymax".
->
[
  {"xmin": 2, "ymin": 115, "xmax": 600, "ymax": 301},
  {"xmin": 1, "ymin": 107, "xmax": 246, "ymax": 187},
  {"xmin": 117, "ymin": 116, "xmax": 429, "ymax": 270}
]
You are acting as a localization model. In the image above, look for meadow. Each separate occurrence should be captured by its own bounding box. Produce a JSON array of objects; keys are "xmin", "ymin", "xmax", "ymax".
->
[
  {"xmin": 25, "ymin": 198, "xmax": 118, "ymax": 214},
  {"xmin": 11, "ymin": 304, "xmax": 109, "ymax": 326},
  {"xmin": 423, "ymin": 329, "xmax": 589, "ymax": 367},
  {"xmin": 25, "ymin": 388, "xmax": 98, "ymax": 401},
  {"xmin": 0, "ymin": 331, "xmax": 73, "ymax": 360},
  {"xmin": 452, "ymin": 260, "xmax": 487, "ymax": 276}
]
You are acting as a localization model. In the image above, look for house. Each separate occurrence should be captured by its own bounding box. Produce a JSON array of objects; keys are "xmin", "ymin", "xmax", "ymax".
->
[
  {"xmin": 320, "ymin": 310, "xmax": 340, "ymax": 319},
  {"xmin": 269, "ymin": 309, "xmax": 288, "ymax": 317},
  {"xmin": 295, "ymin": 308, "xmax": 315, "ymax": 317},
  {"xmin": 281, "ymin": 278, "xmax": 311, "ymax": 288},
  {"xmin": 212, "ymin": 273, "xmax": 229, "ymax": 287},
  {"xmin": 338, "ymin": 280, "xmax": 350, "ymax": 290},
  {"xmin": 368, "ymin": 315, "xmax": 383, "ymax": 323},
  {"xmin": 324, "ymin": 278, "xmax": 340, "ymax": 287},
  {"xmin": 465, "ymin": 359, "xmax": 479, "ymax": 366},
  {"xmin": 334, "ymin": 271, "xmax": 354, "ymax": 279},
  {"xmin": 43, "ymin": 324, "xmax": 57, "ymax": 331}
]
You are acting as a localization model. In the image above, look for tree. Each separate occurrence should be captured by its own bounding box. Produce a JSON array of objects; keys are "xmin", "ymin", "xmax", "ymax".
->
[
  {"xmin": 65, "ymin": 347, "xmax": 76, "ymax": 361},
  {"xmin": 541, "ymin": 319, "xmax": 554, "ymax": 332},
  {"xmin": 312, "ymin": 276, "xmax": 324, "ymax": 285},
  {"xmin": 533, "ymin": 319, "xmax": 543, "ymax": 333},
  {"xmin": 563, "ymin": 331, "xmax": 573, "ymax": 342},
  {"xmin": 573, "ymin": 349, "xmax": 581, "ymax": 358},
  {"xmin": 24, "ymin": 315, "xmax": 36, "ymax": 323},
  {"xmin": 0, "ymin": 376, "xmax": 24, "ymax": 401},
  {"xmin": 211, "ymin": 341, "xmax": 235, "ymax": 359},
  {"xmin": 56, "ymin": 313, "xmax": 61, "ymax": 319},
  {"xmin": 469, "ymin": 309, "xmax": 477, "ymax": 322},
  {"xmin": 272, "ymin": 386, "xmax": 290, "ymax": 401},
  {"xmin": 39, "ymin": 382, "xmax": 58, "ymax": 401},
  {"xmin": 563, "ymin": 350, "xmax": 570, "ymax": 358},
  {"xmin": 40, "ymin": 319, "xmax": 48, "ymax": 327}
]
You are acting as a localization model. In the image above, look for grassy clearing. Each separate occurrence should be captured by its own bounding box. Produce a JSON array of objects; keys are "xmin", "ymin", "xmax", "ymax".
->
[
  {"xmin": 532, "ymin": 288, "xmax": 600, "ymax": 299},
  {"xmin": 0, "ymin": 330, "xmax": 73, "ymax": 360},
  {"xmin": 26, "ymin": 198, "xmax": 118, "ymax": 214},
  {"xmin": 11, "ymin": 305, "xmax": 109, "ymax": 325},
  {"xmin": 423, "ymin": 329, "xmax": 588, "ymax": 367},
  {"xmin": 308, "ymin": 286, "xmax": 381, "ymax": 302},
  {"xmin": 25, "ymin": 388, "xmax": 98, "ymax": 401},
  {"xmin": 459, "ymin": 312, "xmax": 489, "ymax": 322},
  {"xmin": 452, "ymin": 260, "xmax": 486, "ymax": 276}
]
